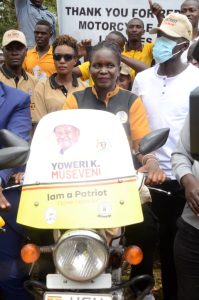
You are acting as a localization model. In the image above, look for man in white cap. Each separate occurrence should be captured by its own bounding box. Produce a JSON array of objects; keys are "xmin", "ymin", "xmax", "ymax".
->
[
  {"xmin": 0, "ymin": 29, "xmax": 38, "ymax": 123},
  {"xmin": 150, "ymin": 0, "xmax": 199, "ymax": 63},
  {"xmin": 132, "ymin": 12, "xmax": 199, "ymax": 300}
]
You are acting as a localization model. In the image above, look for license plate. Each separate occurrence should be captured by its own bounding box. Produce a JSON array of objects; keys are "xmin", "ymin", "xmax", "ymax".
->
[
  {"xmin": 46, "ymin": 273, "xmax": 111, "ymax": 289},
  {"xmin": 44, "ymin": 292, "xmax": 112, "ymax": 300}
]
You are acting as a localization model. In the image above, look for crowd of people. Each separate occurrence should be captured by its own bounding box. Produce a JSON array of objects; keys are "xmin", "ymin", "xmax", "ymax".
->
[{"xmin": 1, "ymin": 0, "xmax": 199, "ymax": 300}]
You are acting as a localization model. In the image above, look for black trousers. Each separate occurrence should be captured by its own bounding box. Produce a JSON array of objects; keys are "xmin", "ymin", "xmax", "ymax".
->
[
  {"xmin": 125, "ymin": 202, "xmax": 159, "ymax": 278},
  {"xmin": 174, "ymin": 218, "xmax": 199, "ymax": 300},
  {"xmin": 150, "ymin": 180, "xmax": 186, "ymax": 300}
]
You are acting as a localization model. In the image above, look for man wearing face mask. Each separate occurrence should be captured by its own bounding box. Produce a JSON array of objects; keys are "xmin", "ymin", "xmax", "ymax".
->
[
  {"xmin": 150, "ymin": 0, "xmax": 199, "ymax": 63},
  {"xmin": 132, "ymin": 13, "xmax": 199, "ymax": 300}
]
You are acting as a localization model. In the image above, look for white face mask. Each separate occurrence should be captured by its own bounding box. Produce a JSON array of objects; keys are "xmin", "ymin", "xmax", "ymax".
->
[{"xmin": 153, "ymin": 36, "xmax": 187, "ymax": 64}]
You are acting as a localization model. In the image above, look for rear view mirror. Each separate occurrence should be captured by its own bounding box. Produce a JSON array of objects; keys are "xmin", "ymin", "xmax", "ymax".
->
[
  {"xmin": 139, "ymin": 128, "xmax": 170, "ymax": 155},
  {"xmin": 0, "ymin": 129, "xmax": 30, "ymax": 169}
]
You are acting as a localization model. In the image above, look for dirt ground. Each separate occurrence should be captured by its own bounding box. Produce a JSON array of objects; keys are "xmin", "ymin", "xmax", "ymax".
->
[
  {"xmin": 153, "ymin": 261, "xmax": 163, "ymax": 300},
  {"xmin": 123, "ymin": 259, "xmax": 163, "ymax": 300}
]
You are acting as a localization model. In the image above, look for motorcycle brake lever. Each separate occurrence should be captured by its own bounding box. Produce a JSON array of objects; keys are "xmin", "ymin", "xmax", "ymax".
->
[{"xmin": 147, "ymin": 186, "xmax": 171, "ymax": 196}]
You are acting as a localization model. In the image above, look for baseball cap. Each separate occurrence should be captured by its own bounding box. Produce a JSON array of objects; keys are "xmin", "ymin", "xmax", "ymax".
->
[
  {"xmin": 150, "ymin": 13, "xmax": 192, "ymax": 41},
  {"xmin": 120, "ymin": 62, "xmax": 135, "ymax": 78},
  {"xmin": 120, "ymin": 63, "xmax": 131, "ymax": 76},
  {"xmin": 2, "ymin": 30, "xmax": 27, "ymax": 47}
]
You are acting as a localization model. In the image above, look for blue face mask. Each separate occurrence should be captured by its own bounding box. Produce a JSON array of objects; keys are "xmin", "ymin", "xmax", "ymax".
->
[{"xmin": 153, "ymin": 36, "xmax": 185, "ymax": 64}]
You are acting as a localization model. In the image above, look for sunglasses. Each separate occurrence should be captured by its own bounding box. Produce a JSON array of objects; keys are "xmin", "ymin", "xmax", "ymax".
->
[{"xmin": 53, "ymin": 53, "xmax": 74, "ymax": 62}]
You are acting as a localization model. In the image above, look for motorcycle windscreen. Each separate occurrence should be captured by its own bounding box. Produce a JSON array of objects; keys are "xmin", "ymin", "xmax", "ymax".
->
[{"xmin": 17, "ymin": 109, "xmax": 143, "ymax": 229}]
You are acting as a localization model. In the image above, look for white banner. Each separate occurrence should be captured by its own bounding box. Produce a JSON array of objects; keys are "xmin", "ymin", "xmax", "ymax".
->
[{"xmin": 57, "ymin": 0, "xmax": 183, "ymax": 44}]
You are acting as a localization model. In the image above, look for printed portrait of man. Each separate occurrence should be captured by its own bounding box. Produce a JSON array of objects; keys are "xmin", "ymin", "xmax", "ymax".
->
[{"xmin": 54, "ymin": 124, "xmax": 80, "ymax": 155}]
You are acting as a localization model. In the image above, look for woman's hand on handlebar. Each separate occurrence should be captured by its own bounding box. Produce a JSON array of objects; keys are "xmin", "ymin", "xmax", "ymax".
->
[{"xmin": 138, "ymin": 159, "xmax": 167, "ymax": 185}]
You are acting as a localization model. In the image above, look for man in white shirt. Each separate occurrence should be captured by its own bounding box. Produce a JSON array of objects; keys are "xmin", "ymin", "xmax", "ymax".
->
[{"xmin": 132, "ymin": 12, "xmax": 199, "ymax": 300}]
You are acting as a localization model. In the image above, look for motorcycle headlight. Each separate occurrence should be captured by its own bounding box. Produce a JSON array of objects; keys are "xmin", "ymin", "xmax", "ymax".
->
[{"xmin": 53, "ymin": 230, "xmax": 109, "ymax": 282}]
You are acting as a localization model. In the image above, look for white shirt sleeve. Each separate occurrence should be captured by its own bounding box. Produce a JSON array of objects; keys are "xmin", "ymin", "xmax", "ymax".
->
[{"xmin": 131, "ymin": 74, "xmax": 140, "ymax": 96}]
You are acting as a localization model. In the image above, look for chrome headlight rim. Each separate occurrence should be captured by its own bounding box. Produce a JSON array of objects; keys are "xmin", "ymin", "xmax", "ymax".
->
[{"xmin": 53, "ymin": 229, "xmax": 109, "ymax": 281}]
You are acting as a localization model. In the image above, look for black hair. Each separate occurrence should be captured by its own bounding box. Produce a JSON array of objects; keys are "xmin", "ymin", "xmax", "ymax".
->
[
  {"xmin": 35, "ymin": 19, "xmax": 52, "ymax": 32},
  {"xmin": 127, "ymin": 18, "xmax": 144, "ymax": 28},
  {"xmin": 181, "ymin": 0, "xmax": 199, "ymax": 8},
  {"xmin": 89, "ymin": 41, "xmax": 121, "ymax": 66},
  {"xmin": 107, "ymin": 31, "xmax": 127, "ymax": 44},
  {"xmin": 52, "ymin": 34, "xmax": 78, "ymax": 57}
]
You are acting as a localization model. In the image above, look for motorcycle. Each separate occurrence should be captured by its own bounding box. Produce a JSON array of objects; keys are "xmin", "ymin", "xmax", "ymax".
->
[{"xmin": 0, "ymin": 110, "xmax": 169, "ymax": 300}]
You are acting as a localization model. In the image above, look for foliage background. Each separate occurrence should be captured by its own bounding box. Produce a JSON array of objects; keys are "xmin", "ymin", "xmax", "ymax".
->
[{"xmin": 0, "ymin": 0, "xmax": 57, "ymax": 45}]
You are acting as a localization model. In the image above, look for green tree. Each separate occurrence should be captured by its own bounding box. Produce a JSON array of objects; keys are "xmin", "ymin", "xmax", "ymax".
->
[
  {"xmin": 44, "ymin": 0, "xmax": 57, "ymax": 15},
  {"xmin": 0, "ymin": 0, "xmax": 57, "ymax": 45},
  {"xmin": 0, "ymin": 0, "xmax": 17, "ymax": 43}
]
